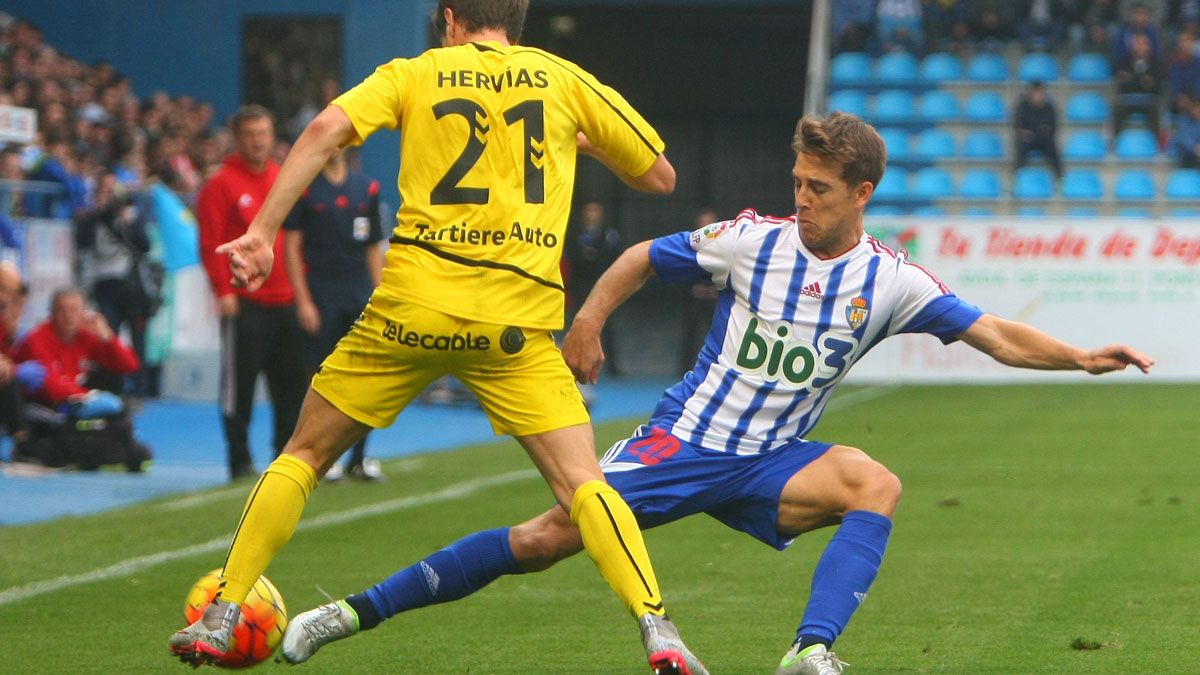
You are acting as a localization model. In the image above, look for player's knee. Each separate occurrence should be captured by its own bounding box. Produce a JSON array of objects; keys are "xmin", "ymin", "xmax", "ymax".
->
[
  {"xmin": 509, "ymin": 514, "xmax": 582, "ymax": 572},
  {"xmin": 853, "ymin": 459, "xmax": 902, "ymax": 512}
]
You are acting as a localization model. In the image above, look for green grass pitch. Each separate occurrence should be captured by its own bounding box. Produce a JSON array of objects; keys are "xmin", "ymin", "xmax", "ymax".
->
[{"xmin": 0, "ymin": 384, "xmax": 1196, "ymax": 673}]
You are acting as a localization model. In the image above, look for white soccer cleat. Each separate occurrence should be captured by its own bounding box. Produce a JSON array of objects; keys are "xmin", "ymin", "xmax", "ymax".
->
[
  {"xmin": 639, "ymin": 613, "xmax": 709, "ymax": 675},
  {"xmin": 168, "ymin": 598, "xmax": 240, "ymax": 668},
  {"xmin": 278, "ymin": 599, "xmax": 359, "ymax": 664},
  {"xmin": 323, "ymin": 462, "xmax": 345, "ymax": 482},
  {"xmin": 776, "ymin": 643, "xmax": 848, "ymax": 675},
  {"xmin": 350, "ymin": 458, "xmax": 384, "ymax": 481}
]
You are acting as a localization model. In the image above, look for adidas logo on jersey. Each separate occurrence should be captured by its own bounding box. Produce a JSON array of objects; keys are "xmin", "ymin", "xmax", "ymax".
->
[{"xmin": 800, "ymin": 281, "xmax": 823, "ymax": 299}]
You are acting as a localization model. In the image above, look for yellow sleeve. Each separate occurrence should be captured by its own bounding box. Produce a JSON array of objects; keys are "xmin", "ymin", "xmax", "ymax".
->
[
  {"xmin": 331, "ymin": 57, "xmax": 422, "ymax": 145},
  {"xmin": 567, "ymin": 66, "xmax": 665, "ymax": 178}
]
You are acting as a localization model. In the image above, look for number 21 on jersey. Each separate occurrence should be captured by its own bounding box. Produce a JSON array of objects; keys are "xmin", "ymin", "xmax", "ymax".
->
[{"xmin": 430, "ymin": 98, "xmax": 545, "ymax": 205}]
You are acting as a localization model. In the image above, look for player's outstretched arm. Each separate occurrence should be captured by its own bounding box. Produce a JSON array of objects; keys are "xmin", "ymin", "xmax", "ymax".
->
[
  {"xmin": 958, "ymin": 313, "xmax": 1155, "ymax": 375},
  {"xmin": 576, "ymin": 132, "xmax": 676, "ymax": 194},
  {"xmin": 562, "ymin": 240, "xmax": 655, "ymax": 384},
  {"xmin": 217, "ymin": 106, "xmax": 358, "ymax": 290}
]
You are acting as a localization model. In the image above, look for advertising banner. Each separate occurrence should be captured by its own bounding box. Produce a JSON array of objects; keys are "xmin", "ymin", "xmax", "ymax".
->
[{"xmin": 851, "ymin": 218, "xmax": 1199, "ymax": 382}]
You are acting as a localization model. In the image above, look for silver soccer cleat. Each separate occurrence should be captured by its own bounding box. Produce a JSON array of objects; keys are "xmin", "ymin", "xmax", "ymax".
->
[
  {"xmin": 639, "ymin": 613, "xmax": 709, "ymax": 675},
  {"xmin": 168, "ymin": 598, "xmax": 240, "ymax": 667},
  {"xmin": 278, "ymin": 599, "xmax": 359, "ymax": 664},
  {"xmin": 776, "ymin": 642, "xmax": 849, "ymax": 675}
]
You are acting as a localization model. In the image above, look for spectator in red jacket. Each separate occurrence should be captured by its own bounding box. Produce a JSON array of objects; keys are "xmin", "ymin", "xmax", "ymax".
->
[
  {"xmin": 196, "ymin": 105, "xmax": 305, "ymax": 481},
  {"xmin": 12, "ymin": 287, "xmax": 138, "ymax": 416}
]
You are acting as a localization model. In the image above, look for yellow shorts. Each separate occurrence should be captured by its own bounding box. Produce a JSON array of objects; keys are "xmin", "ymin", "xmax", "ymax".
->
[{"xmin": 312, "ymin": 291, "xmax": 589, "ymax": 436}]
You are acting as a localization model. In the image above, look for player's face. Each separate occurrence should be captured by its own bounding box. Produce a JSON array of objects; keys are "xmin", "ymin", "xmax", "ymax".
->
[
  {"xmin": 234, "ymin": 117, "xmax": 275, "ymax": 168},
  {"xmin": 792, "ymin": 152, "xmax": 871, "ymax": 258}
]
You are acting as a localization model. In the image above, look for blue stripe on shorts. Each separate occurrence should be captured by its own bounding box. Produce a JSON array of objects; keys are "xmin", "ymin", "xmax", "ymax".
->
[{"xmin": 601, "ymin": 425, "xmax": 832, "ymax": 550}]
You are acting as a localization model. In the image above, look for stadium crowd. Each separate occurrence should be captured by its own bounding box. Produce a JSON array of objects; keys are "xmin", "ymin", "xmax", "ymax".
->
[{"xmin": 834, "ymin": 0, "xmax": 1200, "ymax": 168}]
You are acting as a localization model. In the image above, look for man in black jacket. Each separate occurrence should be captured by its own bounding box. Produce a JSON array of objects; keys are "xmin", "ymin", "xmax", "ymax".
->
[{"xmin": 1014, "ymin": 80, "xmax": 1063, "ymax": 179}]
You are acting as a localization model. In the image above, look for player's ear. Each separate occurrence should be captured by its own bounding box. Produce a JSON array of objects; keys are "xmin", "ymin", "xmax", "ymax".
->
[{"xmin": 854, "ymin": 180, "xmax": 874, "ymax": 208}]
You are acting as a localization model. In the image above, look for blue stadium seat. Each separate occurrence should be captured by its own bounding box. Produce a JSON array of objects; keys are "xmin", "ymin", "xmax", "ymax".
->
[
  {"xmin": 1066, "ymin": 53, "xmax": 1111, "ymax": 83},
  {"xmin": 960, "ymin": 207, "xmax": 996, "ymax": 216},
  {"xmin": 878, "ymin": 127, "xmax": 911, "ymax": 161},
  {"xmin": 963, "ymin": 91, "xmax": 1006, "ymax": 122},
  {"xmin": 872, "ymin": 167, "xmax": 909, "ymax": 201},
  {"xmin": 1060, "ymin": 169, "xmax": 1103, "ymax": 200},
  {"xmin": 865, "ymin": 205, "xmax": 905, "ymax": 216},
  {"xmin": 874, "ymin": 51, "xmax": 919, "ymax": 85},
  {"xmin": 1066, "ymin": 207, "xmax": 1101, "ymax": 217},
  {"xmin": 919, "ymin": 53, "xmax": 963, "ymax": 83},
  {"xmin": 1017, "ymin": 53, "xmax": 1059, "ymax": 82},
  {"xmin": 829, "ymin": 90, "xmax": 869, "ymax": 117},
  {"xmin": 1062, "ymin": 130, "xmax": 1107, "ymax": 160},
  {"xmin": 919, "ymin": 90, "xmax": 959, "ymax": 121},
  {"xmin": 1012, "ymin": 166, "xmax": 1055, "ymax": 200},
  {"xmin": 912, "ymin": 128, "xmax": 956, "ymax": 160},
  {"xmin": 1170, "ymin": 208, "xmax": 1200, "ymax": 217},
  {"xmin": 961, "ymin": 130, "xmax": 1003, "ymax": 159},
  {"xmin": 1118, "ymin": 208, "xmax": 1152, "ymax": 217},
  {"xmin": 1165, "ymin": 169, "xmax": 1200, "ymax": 199},
  {"xmin": 1114, "ymin": 129, "xmax": 1158, "ymax": 160},
  {"xmin": 965, "ymin": 53, "xmax": 1008, "ymax": 82},
  {"xmin": 912, "ymin": 167, "xmax": 955, "ymax": 199},
  {"xmin": 959, "ymin": 169, "xmax": 1002, "ymax": 199},
  {"xmin": 831, "ymin": 52, "xmax": 871, "ymax": 87},
  {"xmin": 1113, "ymin": 169, "xmax": 1156, "ymax": 200},
  {"xmin": 911, "ymin": 205, "xmax": 948, "ymax": 216},
  {"xmin": 871, "ymin": 89, "xmax": 915, "ymax": 123},
  {"xmin": 1064, "ymin": 92, "xmax": 1109, "ymax": 124},
  {"xmin": 1015, "ymin": 207, "xmax": 1048, "ymax": 216}
]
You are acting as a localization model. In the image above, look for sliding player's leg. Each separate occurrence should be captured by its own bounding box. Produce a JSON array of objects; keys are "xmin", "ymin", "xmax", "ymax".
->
[
  {"xmin": 280, "ymin": 508, "xmax": 584, "ymax": 663},
  {"xmin": 773, "ymin": 445, "xmax": 901, "ymax": 675},
  {"xmin": 169, "ymin": 388, "xmax": 370, "ymax": 665}
]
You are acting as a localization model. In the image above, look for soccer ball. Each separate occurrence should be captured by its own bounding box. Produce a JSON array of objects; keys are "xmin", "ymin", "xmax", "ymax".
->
[{"xmin": 183, "ymin": 568, "xmax": 288, "ymax": 668}]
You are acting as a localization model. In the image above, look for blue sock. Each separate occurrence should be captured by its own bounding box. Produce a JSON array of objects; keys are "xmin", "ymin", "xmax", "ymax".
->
[
  {"xmin": 347, "ymin": 527, "xmax": 524, "ymax": 630},
  {"xmin": 795, "ymin": 510, "xmax": 892, "ymax": 646}
]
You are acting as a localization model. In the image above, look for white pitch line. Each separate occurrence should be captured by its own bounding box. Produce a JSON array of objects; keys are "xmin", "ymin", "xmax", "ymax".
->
[{"xmin": 0, "ymin": 468, "xmax": 539, "ymax": 607}]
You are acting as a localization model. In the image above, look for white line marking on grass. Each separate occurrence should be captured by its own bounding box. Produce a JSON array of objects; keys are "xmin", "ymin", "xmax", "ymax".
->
[
  {"xmin": 157, "ymin": 484, "xmax": 250, "ymax": 511},
  {"xmin": 825, "ymin": 384, "xmax": 900, "ymax": 412},
  {"xmin": 0, "ymin": 468, "xmax": 539, "ymax": 607}
]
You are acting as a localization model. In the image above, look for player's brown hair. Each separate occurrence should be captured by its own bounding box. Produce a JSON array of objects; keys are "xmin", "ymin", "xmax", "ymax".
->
[
  {"xmin": 791, "ymin": 112, "xmax": 886, "ymax": 189},
  {"xmin": 436, "ymin": 0, "xmax": 529, "ymax": 43},
  {"xmin": 228, "ymin": 104, "xmax": 275, "ymax": 135}
]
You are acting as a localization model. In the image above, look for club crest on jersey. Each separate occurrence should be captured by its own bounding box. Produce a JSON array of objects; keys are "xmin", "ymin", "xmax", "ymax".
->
[
  {"xmin": 689, "ymin": 220, "xmax": 733, "ymax": 248},
  {"xmin": 845, "ymin": 296, "xmax": 869, "ymax": 330}
]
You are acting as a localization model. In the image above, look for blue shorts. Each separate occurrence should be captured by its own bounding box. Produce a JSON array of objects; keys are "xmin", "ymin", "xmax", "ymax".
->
[{"xmin": 600, "ymin": 425, "xmax": 832, "ymax": 550}]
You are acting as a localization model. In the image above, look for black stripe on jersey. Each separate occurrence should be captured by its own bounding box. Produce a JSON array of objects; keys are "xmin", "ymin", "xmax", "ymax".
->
[
  {"xmin": 391, "ymin": 235, "xmax": 565, "ymax": 291},
  {"xmin": 470, "ymin": 42, "xmax": 499, "ymax": 52},
  {"xmin": 512, "ymin": 47, "xmax": 661, "ymax": 157}
]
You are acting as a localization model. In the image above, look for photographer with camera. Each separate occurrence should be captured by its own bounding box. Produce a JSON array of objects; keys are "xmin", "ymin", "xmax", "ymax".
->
[{"xmin": 74, "ymin": 170, "xmax": 162, "ymax": 398}]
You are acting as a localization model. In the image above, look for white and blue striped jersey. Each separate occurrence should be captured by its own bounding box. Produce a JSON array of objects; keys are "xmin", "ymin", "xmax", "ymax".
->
[{"xmin": 643, "ymin": 209, "xmax": 982, "ymax": 455}]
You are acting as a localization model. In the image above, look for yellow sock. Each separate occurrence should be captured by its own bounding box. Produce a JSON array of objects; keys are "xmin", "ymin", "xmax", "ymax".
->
[
  {"xmin": 218, "ymin": 454, "xmax": 317, "ymax": 603},
  {"xmin": 570, "ymin": 479, "xmax": 665, "ymax": 618}
]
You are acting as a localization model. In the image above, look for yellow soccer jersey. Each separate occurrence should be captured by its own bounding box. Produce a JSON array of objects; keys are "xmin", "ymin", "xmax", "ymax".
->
[{"xmin": 332, "ymin": 41, "xmax": 665, "ymax": 329}]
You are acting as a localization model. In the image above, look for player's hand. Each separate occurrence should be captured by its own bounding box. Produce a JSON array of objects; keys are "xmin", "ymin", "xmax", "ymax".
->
[
  {"xmin": 562, "ymin": 316, "xmax": 605, "ymax": 385},
  {"xmin": 1080, "ymin": 345, "xmax": 1155, "ymax": 375},
  {"xmin": 297, "ymin": 301, "xmax": 320, "ymax": 334},
  {"xmin": 216, "ymin": 231, "xmax": 274, "ymax": 292}
]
